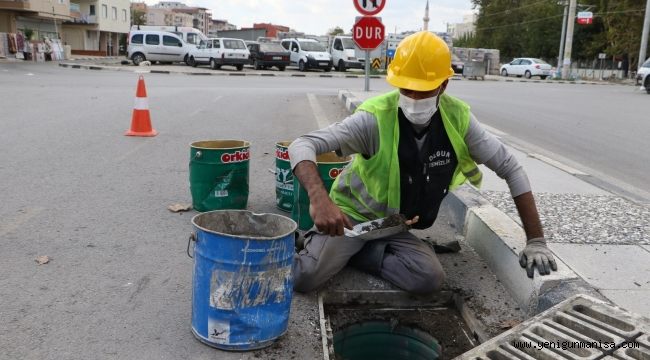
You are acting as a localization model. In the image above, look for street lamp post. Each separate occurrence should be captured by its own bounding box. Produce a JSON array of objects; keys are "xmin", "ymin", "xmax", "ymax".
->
[
  {"xmin": 557, "ymin": 1, "xmax": 569, "ymax": 77},
  {"xmin": 638, "ymin": 0, "xmax": 650, "ymax": 71},
  {"xmin": 561, "ymin": 0, "xmax": 577, "ymax": 79}
]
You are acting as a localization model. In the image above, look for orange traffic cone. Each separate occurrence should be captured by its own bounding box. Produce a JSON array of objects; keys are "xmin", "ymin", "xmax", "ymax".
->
[{"xmin": 125, "ymin": 75, "xmax": 158, "ymax": 137}]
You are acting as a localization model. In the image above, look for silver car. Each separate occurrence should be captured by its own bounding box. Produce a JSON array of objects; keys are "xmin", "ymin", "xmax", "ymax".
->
[
  {"xmin": 127, "ymin": 30, "xmax": 190, "ymax": 66},
  {"xmin": 500, "ymin": 58, "xmax": 552, "ymax": 79}
]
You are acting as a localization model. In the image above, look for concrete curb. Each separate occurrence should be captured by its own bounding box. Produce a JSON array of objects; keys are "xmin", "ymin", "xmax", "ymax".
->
[
  {"xmin": 337, "ymin": 89, "xmax": 361, "ymax": 112},
  {"xmin": 57, "ymin": 62, "xmax": 381, "ymax": 79},
  {"xmin": 486, "ymin": 74, "xmax": 632, "ymax": 86},
  {"xmin": 336, "ymin": 89, "xmax": 605, "ymax": 317},
  {"xmin": 448, "ymin": 186, "xmax": 605, "ymax": 316},
  {"xmin": 69, "ymin": 56, "xmax": 121, "ymax": 61}
]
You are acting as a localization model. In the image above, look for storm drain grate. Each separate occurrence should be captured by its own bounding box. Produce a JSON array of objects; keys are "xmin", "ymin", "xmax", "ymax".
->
[{"xmin": 457, "ymin": 295, "xmax": 650, "ymax": 360}]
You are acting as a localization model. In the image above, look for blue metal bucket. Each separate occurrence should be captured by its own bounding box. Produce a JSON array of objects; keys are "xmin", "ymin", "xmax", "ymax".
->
[{"xmin": 188, "ymin": 210, "xmax": 297, "ymax": 351}]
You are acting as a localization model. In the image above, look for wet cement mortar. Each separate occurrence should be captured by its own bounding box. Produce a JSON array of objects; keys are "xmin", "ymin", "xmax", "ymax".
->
[
  {"xmin": 481, "ymin": 191, "xmax": 650, "ymax": 244},
  {"xmin": 420, "ymin": 209, "xmax": 526, "ymax": 339},
  {"xmin": 359, "ymin": 214, "xmax": 407, "ymax": 233}
]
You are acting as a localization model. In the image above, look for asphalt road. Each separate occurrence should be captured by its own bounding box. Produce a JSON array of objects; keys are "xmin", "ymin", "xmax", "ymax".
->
[
  {"xmin": 0, "ymin": 62, "xmax": 648, "ymax": 359},
  {"xmin": 450, "ymin": 79, "xmax": 650, "ymax": 202}
]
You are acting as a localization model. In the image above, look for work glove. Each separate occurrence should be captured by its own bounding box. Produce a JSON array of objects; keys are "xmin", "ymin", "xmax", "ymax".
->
[{"xmin": 518, "ymin": 237, "xmax": 558, "ymax": 278}]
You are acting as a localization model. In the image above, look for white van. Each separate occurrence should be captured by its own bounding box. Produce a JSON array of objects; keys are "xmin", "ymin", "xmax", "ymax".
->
[
  {"xmin": 188, "ymin": 38, "xmax": 249, "ymax": 71},
  {"xmin": 280, "ymin": 38, "xmax": 332, "ymax": 72},
  {"xmin": 329, "ymin": 36, "xmax": 363, "ymax": 72},
  {"xmin": 130, "ymin": 25, "xmax": 207, "ymax": 46},
  {"xmin": 127, "ymin": 30, "xmax": 191, "ymax": 65}
]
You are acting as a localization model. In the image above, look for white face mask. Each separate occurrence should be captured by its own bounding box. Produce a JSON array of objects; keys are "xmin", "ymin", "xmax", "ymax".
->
[{"xmin": 398, "ymin": 93, "xmax": 439, "ymax": 125}]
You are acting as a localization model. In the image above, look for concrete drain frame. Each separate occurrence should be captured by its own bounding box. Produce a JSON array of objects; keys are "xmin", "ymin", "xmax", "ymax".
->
[{"xmin": 317, "ymin": 289, "xmax": 487, "ymax": 360}]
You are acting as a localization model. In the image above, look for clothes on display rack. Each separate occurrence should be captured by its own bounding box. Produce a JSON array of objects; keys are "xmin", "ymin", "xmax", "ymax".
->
[
  {"xmin": 8, "ymin": 33, "xmax": 17, "ymax": 53},
  {"xmin": 16, "ymin": 33, "xmax": 24, "ymax": 52},
  {"xmin": 0, "ymin": 33, "xmax": 7, "ymax": 58}
]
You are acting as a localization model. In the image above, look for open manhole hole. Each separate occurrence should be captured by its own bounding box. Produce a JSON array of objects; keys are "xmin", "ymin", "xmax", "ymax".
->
[
  {"xmin": 333, "ymin": 321, "xmax": 442, "ymax": 359},
  {"xmin": 319, "ymin": 290, "xmax": 480, "ymax": 360}
]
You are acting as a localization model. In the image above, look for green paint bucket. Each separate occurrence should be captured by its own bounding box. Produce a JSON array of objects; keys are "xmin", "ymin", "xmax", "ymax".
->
[
  {"xmin": 291, "ymin": 152, "xmax": 351, "ymax": 231},
  {"xmin": 189, "ymin": 140, "xmax": 250, "ymax": 212},
  {"xmin": 275, "ymin": 141, "xmax": 293, "ymax": 212}
]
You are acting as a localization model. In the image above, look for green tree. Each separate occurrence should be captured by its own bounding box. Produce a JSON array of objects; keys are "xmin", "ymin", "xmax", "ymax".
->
[
  {"xmin": 131, "ymin": 9, "xmax": 146, "ymax": 26},
  {"xmin": 454, "ymin": 33, "xmax": 478, "ymax": 48},
  {"xmin": 593, "ymin": 0, "xmax": 647, "ymax": 68},
  {"xmin": 328, "ymin": 26, "xmax": 345, "ymax": 36},
  {"xmin": 470, "ymin": 0, "xmax": 648, "ymax": 68},
  {"xmin": 471, "ymin": 0, "xmax": 563, "ymax": 62}
]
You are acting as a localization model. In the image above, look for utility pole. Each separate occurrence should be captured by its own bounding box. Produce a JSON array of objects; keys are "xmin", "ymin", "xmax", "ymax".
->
[
  {"xmin": 561, "ymin": 0, "xmax": 577, "ymax": 79},
  {"xmin": 638, "ymin": 0, "xmax": 650, "ymax": 70},
  {"xmin": 557, "ymin": 1, "xmax": 569, "ymax": 77}
]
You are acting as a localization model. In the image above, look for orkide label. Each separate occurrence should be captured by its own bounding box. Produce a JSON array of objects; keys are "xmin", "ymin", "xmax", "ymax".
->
[{"xmin": 221, "ymin": 149, "xmax": 250, "ymax": 163}]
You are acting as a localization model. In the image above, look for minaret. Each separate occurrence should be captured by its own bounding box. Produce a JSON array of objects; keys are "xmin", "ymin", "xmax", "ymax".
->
[{"xmin": 423, "ymin": 0, "xmax": 430, "ymax": 31}]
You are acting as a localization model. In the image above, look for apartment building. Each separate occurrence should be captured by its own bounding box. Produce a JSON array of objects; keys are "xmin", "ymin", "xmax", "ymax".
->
[
  {"xmin": 61, "ymin": 0, "xmax": 130, "ymax": 56},
  {"xmin": 208, "ymin": 19, "xmax": 236, "ymax": 36},
  {"xmin": 146, "ymin": 7, "xmax": 172, "ymax": 26},
  {"xmin": 131, "ymin": 1, "xmax": 145, "ymax": 12},
  {"xmin": 171, "ymin": 10, "xmax": 192, "ymax": 27},
  {"xmin": 0, "ymin": 0, "xmax": 74, "ymax": 38},
  {"xmin": 448, "ymin": 13, "xmax": 477, "ymax": 40},
  {"xmin": 170, "ymin": 6, "xmax": 208, "ymax": 34},
  {"xmin": 147, "ymin": 1, "xmax": 212, "ymax": 34}
]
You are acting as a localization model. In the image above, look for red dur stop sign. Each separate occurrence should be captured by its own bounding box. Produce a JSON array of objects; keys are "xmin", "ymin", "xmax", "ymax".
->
[{"xmin": 353, "ymin": 16, "xmax": 385, "ymax": 50}]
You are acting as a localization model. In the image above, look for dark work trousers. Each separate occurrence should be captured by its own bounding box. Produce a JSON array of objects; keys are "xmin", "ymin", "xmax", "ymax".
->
[{"xmin": 293, "ymin": 227, "xmax": 445, "ymax": 294}]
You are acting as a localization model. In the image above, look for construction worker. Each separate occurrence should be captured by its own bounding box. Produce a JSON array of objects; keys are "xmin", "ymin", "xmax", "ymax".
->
[{"xmin": 288, "ymin": 31, "xmax": 557, "ymax": 294}]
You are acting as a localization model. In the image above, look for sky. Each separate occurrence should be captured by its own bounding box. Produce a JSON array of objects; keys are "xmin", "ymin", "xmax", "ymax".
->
[{"xmin": 143, "ymin": 0, "xmax": 476, "ymax": 35}]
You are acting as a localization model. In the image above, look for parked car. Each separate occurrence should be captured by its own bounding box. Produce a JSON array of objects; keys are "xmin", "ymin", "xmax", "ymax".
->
[
  {"xmin": 130, "ymin": 25, "xmax": 207, "ymax": 47},
  {"xmin": 127, "ymin": 30, "xmax": 190, "ymax": 65},
  {"xmin": 451, "ymin": 54, "xmax": 464, "ymax": 74},
  {"xmin": 188, "ymin": 38, "xmax": 249, "ymax": 71},
  {"xmin": 281, "ymin": 38, "xmax": 332, "ymax": 72},
  {"xmin": 329, "ymin": 35, "xmax": 363, "ymax": 72},
  {"xmin": 635, "ymin": 57, "xmax": 650, "ymax": 94},
  {"xmin": 246, "ymin": 41, "xmax": 290, "ymax": 71},
  {"xmin": 500, "ymin": 58, "xmax": 552, "ymax": 79}
]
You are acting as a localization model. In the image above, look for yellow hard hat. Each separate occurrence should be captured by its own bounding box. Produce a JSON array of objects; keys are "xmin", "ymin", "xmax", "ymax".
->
[{"xmin": 387, "ymin": 31, "xmax": 455, "ymax": 91}]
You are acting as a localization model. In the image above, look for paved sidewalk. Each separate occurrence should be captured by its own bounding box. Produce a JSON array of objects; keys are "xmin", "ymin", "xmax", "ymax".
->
[{"xmin": 338, "ymin": 89, "xmax": 650, "ymax": 317}]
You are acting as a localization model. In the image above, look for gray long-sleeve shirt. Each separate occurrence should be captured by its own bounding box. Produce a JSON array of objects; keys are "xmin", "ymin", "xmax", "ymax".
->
[{"xmin": 289, "ymin": 110, "xmax": 531, "ymax": 197}]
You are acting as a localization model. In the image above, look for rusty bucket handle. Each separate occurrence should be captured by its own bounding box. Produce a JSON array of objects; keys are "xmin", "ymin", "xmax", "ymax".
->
[{"xmin": 187, "ymin": 232, "xmax": 196, "ymax": 259}]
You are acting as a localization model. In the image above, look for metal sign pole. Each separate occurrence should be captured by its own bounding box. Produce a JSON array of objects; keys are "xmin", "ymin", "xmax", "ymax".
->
[{"xmin": 364, "ymin": 50, "xmax": 370, "ymax": 91}]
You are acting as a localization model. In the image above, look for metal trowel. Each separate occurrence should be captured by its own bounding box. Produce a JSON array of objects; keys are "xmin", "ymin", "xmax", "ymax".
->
[{"xmin": 344, "ymin": 215, "xmax": 410, "ymax": 241}]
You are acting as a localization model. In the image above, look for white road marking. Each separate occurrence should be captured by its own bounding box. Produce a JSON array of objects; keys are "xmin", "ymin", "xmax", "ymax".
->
[
  {"xmin": 0, "ymin": 207, "xmax": 45, "ymax": 237},
  {"xmin": 25, "ymin": 73, "xmax": 34, "ymax": 76},
  {"xmin": 115, "ymin": 141, "xmax": 152, "ymax": 163},
  {"xmin": 528, "ymin": 153, "xmax": 588, "ymax": 175},
  {"xmin": 307, "ymin": 93, "xmax": 331, "ymax": 129},
  {"xmin": 190, "ymin": 96, "xmax": 222, "ymax": 117}
]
